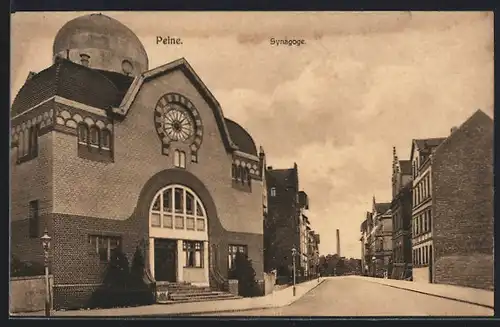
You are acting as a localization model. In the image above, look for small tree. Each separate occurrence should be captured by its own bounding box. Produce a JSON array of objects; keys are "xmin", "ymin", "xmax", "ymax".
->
[
  {"xmin": 103, "ymin": 248, "xmax": 130, "ymax": 288},
  {"xmin": 233, "ymin": 252, "xmax": 258, "ymax": 297}
]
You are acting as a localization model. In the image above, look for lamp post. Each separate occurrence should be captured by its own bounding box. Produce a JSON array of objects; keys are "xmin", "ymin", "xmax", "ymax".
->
[
  {"xmin": 41, "ymin": 228, "xmax": 51, "ymax": 317},
  {"xmin": 372, "ymin": 256, "xmax": 376, "ymax": 278},
  {"xmin": 291, "ymin": 246, "xmax": 297, "ymax": 296},
  {"xmin": 315, "ymin": 250, "xmax": 320, "ymax": 283}
]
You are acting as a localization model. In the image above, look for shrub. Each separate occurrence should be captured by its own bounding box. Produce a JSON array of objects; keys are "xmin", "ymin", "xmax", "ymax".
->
[
  {"xmin": 10, "ymin": 255, "xmax": 45, "ymax": 277},
  {"xmin": 233, "ymin": 252, "xmax": 258, "ymax": 297}
]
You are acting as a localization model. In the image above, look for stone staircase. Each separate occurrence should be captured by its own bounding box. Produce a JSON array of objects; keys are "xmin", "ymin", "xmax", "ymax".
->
[{"xmin": 155, "ymin": 282, "xmax": 241, "ymax": 304}]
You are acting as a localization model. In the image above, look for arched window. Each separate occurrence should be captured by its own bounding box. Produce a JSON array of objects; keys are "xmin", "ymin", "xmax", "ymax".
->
[
  {"xmin": 18, "ymin": 130, "xmax": 24, "ymax": 158},
  {"xmin": 179, "ymin": 151, "xmax": 186, "ymax": 168},
  {"xmin": 101, "ymin": 129, "xmax": 111, "ymax": 150},
  {"xmin": 231, "ymin": 163, "xmax": 237, "ymax": 179},
  {"xmin": 149, "ymin": 185, "xmax": 207, "ymax": 232},
  {"xmin": 23, "ymin": 129, "xmax": 29, "ymax": 157},
  {"xmin": 241, "ymin": 166, "xmax": 247, "ymax": 184},
  {"xmin": 90, "ymin": 126, "xmax": 100, "ymax": 147},
  {"xmin": 77, "ymin": 124, "xmax": 89, "ymax": 144}
]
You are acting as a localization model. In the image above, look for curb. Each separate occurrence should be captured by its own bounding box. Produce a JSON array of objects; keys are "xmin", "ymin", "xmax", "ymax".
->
[
  {"xmin": 367, "ymin": 281, "xmax": 494, "ymax": 310},
  {"xmin": 169, "ymin": 279, "xmax": 327, "ymax": 316}
]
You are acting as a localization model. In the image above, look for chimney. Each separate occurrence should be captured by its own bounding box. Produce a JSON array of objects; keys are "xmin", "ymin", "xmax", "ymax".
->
[
  {"xmin": 336, "ymin": 229, "xmax": 341, "ymax": 257},
  {"xmin": 450, "ymin": 126, "xmax": 458, "ymax": 134}
]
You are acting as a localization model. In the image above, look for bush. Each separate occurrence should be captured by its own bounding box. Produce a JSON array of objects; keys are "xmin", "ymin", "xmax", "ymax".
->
[
  {"xmin": 91, "ymin": 246, "xmax": 154, "ymax": 309},
  {"xmin": 11, "ymin": 255, "xmax": 45, "ymax": 277},
  {"xmin": 232, "ymin": 252, "xmax": 258, "ymax": 297}
]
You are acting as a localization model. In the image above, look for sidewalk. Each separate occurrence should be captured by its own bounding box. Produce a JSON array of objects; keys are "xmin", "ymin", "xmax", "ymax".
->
[
  {"xmin": 348, "ymin": 276, "xmax": 494, "ymax": 309},
  {"xmin": 13, "ymin": 278, "xmax": 326, "ymax": 317}
]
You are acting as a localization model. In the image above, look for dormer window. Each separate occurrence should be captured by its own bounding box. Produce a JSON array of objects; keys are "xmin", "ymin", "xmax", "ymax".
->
[
  {"xmin": 80, "ymin": 54, "xmax": 90, "ymax": 67},
  {"xmin": 122, "ymin": 60, "xmax": 133, "ymax": 75},
  {"xmin": 270, "ymin": 187, "xmax": 276, "ymax": 197}
]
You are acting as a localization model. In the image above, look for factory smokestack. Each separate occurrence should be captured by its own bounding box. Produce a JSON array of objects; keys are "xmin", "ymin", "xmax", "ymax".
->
[{"xmin": 336, "ymin": 229, "xmax": 341, "ymax": 257}]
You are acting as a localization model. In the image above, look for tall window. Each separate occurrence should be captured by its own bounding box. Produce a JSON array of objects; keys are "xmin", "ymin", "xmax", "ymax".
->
[
  {"xmin": 90, "ymin": 126, "xmax": 100, "ymax": 147},
  {"xmin": 183, "ymin": 241, "xmax": 203, "ymax": 268},
  {"xmin": 18, "ymin": 125, "xmax": 38, "ymax": 161},
  {"xmin": 28, "ymin": 200, "xmax": 39, "ymax": 238},
  {"xmin": 89, "ymin": 235, "xmax": 121, "ymax": 262},
  {"xmin": 101, "ymin": 129, "xmax": 111, "ymax": 150},
  {"xmin": 150, "ymin": 185, "xmax": 207, "ymax": 232},
  {"xmin": 228, "ymin": 244, "xmax": 248, "ymax": 271},
  {"xmin": 78, "ymin": 124, "xmax": 89, "ymax": 144},
  {"xmin": 174, "ymin": 150, "xmax": 186, "ymax": 168},
  {"xmin": 270, "ymin": 187, "xmax": 276, "ymax": 197}
]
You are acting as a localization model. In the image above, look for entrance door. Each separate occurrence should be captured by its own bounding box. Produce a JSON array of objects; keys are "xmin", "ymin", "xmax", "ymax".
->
[{"xmin": 154, "ymin": 239, "xmax": 177, "ymax": 282}]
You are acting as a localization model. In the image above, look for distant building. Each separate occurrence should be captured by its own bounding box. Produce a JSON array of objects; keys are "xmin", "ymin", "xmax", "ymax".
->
[
  {"xmin": 308, "ymin": 231, "xmax": 320, "ymax": 278},
  {"xmin": 390, "ymin": 148, "xmax": 413, "ymax": 280},
  {"xmin": 359, "ymin": 218, "xmax": 369, "ymax": 275},
  {"xmin": 366, "ymin": 198, "xmax": 392, "ymax": 277},
  {"xmin": 410, "ymin": 110, "xmax": 494, "ymax": 289},
  {"xmin": 264, "ymin": 164, "xmax": 310, "ymax": 280}
]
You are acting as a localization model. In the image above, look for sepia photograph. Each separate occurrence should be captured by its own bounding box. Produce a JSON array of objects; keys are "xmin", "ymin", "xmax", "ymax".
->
[{"xmin": 9, "ymin": 11, "xmax": 494, "ymax": 317}]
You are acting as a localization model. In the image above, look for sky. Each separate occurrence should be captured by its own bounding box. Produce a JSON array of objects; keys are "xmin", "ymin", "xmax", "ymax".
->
[{"xmin": 11, "ymin": 11, "xmax": 494, "ymax": 259}]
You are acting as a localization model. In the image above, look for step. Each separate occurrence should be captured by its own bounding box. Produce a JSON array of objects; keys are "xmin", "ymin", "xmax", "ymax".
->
[
  {"xmin": 169, "ymin": 292, "xmax": 234, "ymax": 300},
  {"xmin": 157, "ymin": 295, "xmax": 242, "ymax": 304}
]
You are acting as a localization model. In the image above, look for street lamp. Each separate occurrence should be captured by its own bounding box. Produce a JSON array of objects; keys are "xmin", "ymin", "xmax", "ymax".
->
[
  {"xmin": 41, "ymin": 228, "xmax": 51, "ymax": 317},
  {"xmin": 291, "ymin": 246, "xmax": 297, "ymax": 297},
  {"xmin": 372, "ymin": 256, "xmax": 376, "ymax": 278},
  {"xmin": 315, "ymin": 250, "xmax": 320, "ymax": 283}
]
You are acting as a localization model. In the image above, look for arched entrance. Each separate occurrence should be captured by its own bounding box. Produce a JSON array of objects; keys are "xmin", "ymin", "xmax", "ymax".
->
[{"xmin": 148, "ymin": 184, "xmax": 209, "ymax": 285}]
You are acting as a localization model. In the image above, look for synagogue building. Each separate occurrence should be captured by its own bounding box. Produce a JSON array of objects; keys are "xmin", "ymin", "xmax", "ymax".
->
[{"xmin": 11, "ymin": 13, "xmax": 267, "ymax": 308}]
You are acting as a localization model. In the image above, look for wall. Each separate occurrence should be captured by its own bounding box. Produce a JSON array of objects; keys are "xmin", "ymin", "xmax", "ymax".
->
[
  {"xmin": 265, "ymin": 176, "xmax": 300, "ymax": 275},
  {"xmin": 11, "ymin": 124, "xmax": 54, "ymax": 265},
  {"xmin": 432, "ymin": 111, "xmax": 494, "ymax": 290},
  {"xmin": 413, "ymin": 267, "xmax": 429, "ymax": 284},
  {"xmin": 10, "ymin": 275, "xmax": 54, "ymax": 313},
  {"xmin": 52, "ymin": 70, "xmax": 263, "ymax": 236},
  {"xmin": 263, "ymin": 272, "xmax": 276, "ymax": 295}
]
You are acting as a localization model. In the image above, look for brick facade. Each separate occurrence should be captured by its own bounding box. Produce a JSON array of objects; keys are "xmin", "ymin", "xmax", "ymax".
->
[
  {"xmin": 11, "ymin": 63, "xmax": 266, "ymax": 308},
  {"xmin": 264, "ymin": 167, "xmax": 301, "ymax": 276},
  {"xmin": 431, "ymin": 110, "xmax": 494, "ymax": 290}
]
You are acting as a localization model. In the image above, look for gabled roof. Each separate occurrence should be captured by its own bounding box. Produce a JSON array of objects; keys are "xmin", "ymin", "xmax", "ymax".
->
[
  {"xmin": 410, "ymin": 137, "xmax": 446, "ymax": 162},
  {"xmin": 375, "ymin": 203, "xmax": 391, "ymax": 215},
  {"xmin": 266, "ymin": 167, "xmax": 298, "ymax": 188},
  {"xmin": 434, "ymin": 109, "xmax": 493, "ymax": 157},
  {"xmin": 399, "ymin": 160, "xmax": 412, "ymax": 175},
  {"xmin": 112, "ymin": 57, "xmax": 238, "ymax": 152},
  {"xmin": 11, "ymin": 57, "xmax": 133, "ymax": 116}
]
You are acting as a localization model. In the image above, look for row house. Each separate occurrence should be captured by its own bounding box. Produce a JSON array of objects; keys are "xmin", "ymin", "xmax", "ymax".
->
[
  {"xmin": 390, "ymin": 148, "xmax": 413, "ymax": 280},
  {"xmin": 361, "ymin": 110, "xmax": 493, "ymax": 288},
  {"xmin": 264, "ymin": 164, "xmax": 318, "ymax": 281},
  {"xmin": 363, "ymin": 199, "xmax": 393, "ymax": 277},
  {"xmin": 410, "ymin": 110, "xmax": 493, "ymax": 289}
]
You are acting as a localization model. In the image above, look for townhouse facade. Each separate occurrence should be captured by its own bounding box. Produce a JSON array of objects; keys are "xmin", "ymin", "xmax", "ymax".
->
[
  {"xmin": 411, "ymin": 110, "xmax": 494, "ymax": 289},
  {"xmin": 390, "ymin": 147, "xmax": 413, "ymax": 280}
]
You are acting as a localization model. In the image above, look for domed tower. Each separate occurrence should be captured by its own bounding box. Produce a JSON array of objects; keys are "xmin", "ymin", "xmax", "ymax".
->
[{"xmin": 52, "ymin": 13, "xmax": 149, "ymax": 77}]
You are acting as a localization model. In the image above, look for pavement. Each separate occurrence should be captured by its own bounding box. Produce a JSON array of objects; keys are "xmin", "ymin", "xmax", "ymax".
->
[
  {"xmin": 12, "ymin": 278, "xmax": 326, "ymax": 317},
  {"xmin": 12, "ymin": 276, "xmax": 494, "ymax": 317},
  {"xmin": 348, "ymin": 275, "xmax": 494, "ymax": 309},
  {"xmin": 201, "ymin": 276, "xmax": 494, "ymax": 317}
]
